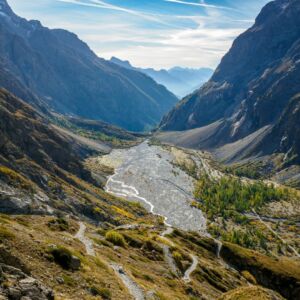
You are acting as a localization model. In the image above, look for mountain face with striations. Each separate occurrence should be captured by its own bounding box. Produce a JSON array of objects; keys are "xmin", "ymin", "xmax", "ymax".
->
[
  {"xmin": 110, "ymin": 57, "xmax": 213, "ymax": 98},
  {"xmin": 160, "ymin": 0, "xmax": 300, "ymax": 165},
  {"xmin": 0, "ymin": 0, "xmax": 178, "ymax": 132}
]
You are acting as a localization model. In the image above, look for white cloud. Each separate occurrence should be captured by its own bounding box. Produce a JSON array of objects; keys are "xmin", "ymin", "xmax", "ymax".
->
[{"xmin": 164, "ymin": 0, "xmax": 236, "ymax": 11}]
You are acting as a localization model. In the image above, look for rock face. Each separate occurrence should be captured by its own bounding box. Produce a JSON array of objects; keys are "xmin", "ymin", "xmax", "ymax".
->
[
  {"xmin": 0, "ymin": 247, "xmax": 54, "ymax": 300},
  {"xmin": 0, "ymin": 89, "xmax": 91, "ymax": 182},
  {"xmin": 0, "ymin": 88, "xmax": 95, "ymax": 214},
  {"xmin": 160, "ymin": 0, "xmax": 300, "ymax": 164},
  {"xmin": 0, "ymin": 0, "xmax": 177, "ymax": 132},
  {"xmin": 0, "ymin": 264, "xmax": 54, "ymax": 300}
]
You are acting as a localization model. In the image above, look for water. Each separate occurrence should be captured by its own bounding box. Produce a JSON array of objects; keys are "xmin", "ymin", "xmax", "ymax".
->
[{"xmin": 104, "ymin": 141, "xmax": 207, "ymax": 232}]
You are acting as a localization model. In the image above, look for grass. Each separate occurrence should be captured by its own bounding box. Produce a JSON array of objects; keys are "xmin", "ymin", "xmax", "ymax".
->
[
  {"xmin": 105, "ymin": 231, "xmax": 126, "ymax": 247},
  {"xmin": 0, "ymin": 165, "xmax": 35, "ymax": 191},
  {"xmin": 0, "ymin": 226, "xmax": 15, "ymax": 242},
  {"xmin": 219, "ymin": 286, "xmax": 284, "ymax": 300},
  {"xmin": 112, "ymin": 206, "xmax": 135, "ymax": 219},
  {"xmin": 48, "ymin": 217, "xmax": 69, "ymax": 231},
  {"xmin": 61, "ymin": 274, "xmax": 76, "ymax": 287},
  {"xmin": 90, "ymin": 286, "xmax": 112, "ymax": 299}
]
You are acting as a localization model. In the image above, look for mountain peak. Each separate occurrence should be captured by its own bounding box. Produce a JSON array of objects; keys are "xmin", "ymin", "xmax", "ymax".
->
[
  {"xmin": 0, "ymin": 0, "xmax": 12, "ymax": 12},
  {"xmin": 110, "ymin": 56, "xmax": 133, "ymax": 69},
  {"xmin": 0, "ymin": 0, "xmax": 17, "ymax": 19}
]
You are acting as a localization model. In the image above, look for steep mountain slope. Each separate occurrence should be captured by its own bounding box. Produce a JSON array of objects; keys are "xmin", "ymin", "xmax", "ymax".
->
[
  {"xmin": 0, "ymin": 88, "xmax": 140, "ymax": 219},
  {"xmin": 0, "ymin": 0, "xmax": 177, "ymax": 132},
  {"xmin": 160, "ymin": 0, "xmax": 300, "ymax": 164},
  {"xmin": 110, "ymin": 57, "xmax": 213, "ymax": 98},
  {"xmin": 0, "ymin": 90, "xmax": 299, "ymax": 300},
  {"xmin": 255, "ymin": 94, "xmax": 300, "ymax": 166}
]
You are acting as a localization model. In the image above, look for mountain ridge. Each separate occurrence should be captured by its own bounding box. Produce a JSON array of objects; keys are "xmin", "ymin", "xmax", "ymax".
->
[
  {"xmin": 159, "ymin": 0, "xmax": 300, "ymax": 168},
  {"xmin": 110, "ymin": 56, "xmax": 213, "ymax": 98},
  {"xmin": 0, "ymin": 0, "xmax": 178, "ymax": 132}
]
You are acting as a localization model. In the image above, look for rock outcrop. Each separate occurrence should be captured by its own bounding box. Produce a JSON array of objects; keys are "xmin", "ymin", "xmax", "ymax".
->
[{"xmin": 0, "ymin": 264, "xmax": 54, "ymax": 300}]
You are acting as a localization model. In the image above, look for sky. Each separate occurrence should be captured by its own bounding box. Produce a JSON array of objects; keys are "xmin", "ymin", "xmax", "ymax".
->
[{"xmin": 9, "ymin": 0, "xmax": 269, "ymax": 70}]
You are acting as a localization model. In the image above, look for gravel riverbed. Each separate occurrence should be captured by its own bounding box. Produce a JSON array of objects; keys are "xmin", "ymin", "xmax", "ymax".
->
[{"xmin": 102, "ymin": 141, "xmax": 206, "ymax": 232}]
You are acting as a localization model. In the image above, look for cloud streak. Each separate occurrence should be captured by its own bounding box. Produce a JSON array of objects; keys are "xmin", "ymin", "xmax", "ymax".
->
[
  {"xmin": 164, "ymin": 0, "xmax": 236, "ymax": 11},
  {"xmin": 56, "ymin": 0, "xmax": 185, "ymax": 28},
  {"xmin": 10, "ymin": 0, "xmax": 268, "ymax": 69}
]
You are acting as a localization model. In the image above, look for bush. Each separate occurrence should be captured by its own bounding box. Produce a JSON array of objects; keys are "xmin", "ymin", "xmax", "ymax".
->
[
  {"xmin": 49, "ymin": 246, "xmax": 80, "ymax": 270},
  {"xmin": 172, "ymin": 251, "xmax": 183, "ymax": 263},
  {"xmin": 105, "ymin": 231, "xmax": 126, "ymax": 247}
]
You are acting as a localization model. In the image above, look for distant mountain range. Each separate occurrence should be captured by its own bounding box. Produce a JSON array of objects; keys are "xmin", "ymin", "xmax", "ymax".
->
[
  {"xmin": 159, "ymin": 0, "xmax": 300, "ymax": 180},
  {"xmin": 0, "ymin": 0, "xmax": 178, "ymax": 132},
  {"xmin": 110, "ymin": 57, "xmax": 213, "ymax": 98}
]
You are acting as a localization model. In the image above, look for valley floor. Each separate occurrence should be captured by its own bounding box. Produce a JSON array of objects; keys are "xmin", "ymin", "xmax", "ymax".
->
[{"xmin": 97, "ymin": 141, "xmax": 206, "ymax": 232}]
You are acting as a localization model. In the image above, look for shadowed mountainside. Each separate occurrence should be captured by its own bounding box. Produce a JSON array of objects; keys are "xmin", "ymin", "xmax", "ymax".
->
[
  {"xmin": 159, "ymin": 0, "xmax": 300, "ymax": 167},
  {"xmin": 0, "ymin": 0, "xmax": 178, "ymax": 132}
]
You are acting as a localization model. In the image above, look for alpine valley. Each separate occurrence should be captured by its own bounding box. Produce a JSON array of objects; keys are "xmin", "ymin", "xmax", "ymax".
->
[{"xmin": 0, "ymin": 0, "xmax": 299, "ymax": 300}]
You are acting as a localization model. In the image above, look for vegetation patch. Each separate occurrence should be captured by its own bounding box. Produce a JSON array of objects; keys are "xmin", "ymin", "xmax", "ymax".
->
[
  {"xmin": 195, "ymin": 175, "xmax": 291, "ymax": 219},
  {"xmin": 0, "ymin": 166, "xmax": 35, "ymax": 191},
  {"xmin": 48, "ymin": 246, "xmax": 80, "ymax": 270},
  {"xmin": 90, "ymin": 285, "xmax": 112, "ymax": 299},
  {"xmin": 105, "ymin": 231, "xmax": 126, "ymax": 247},
  {"xmin": 112, "ymin": 206, "xmax": 135, "ymax": 219},
  {"xmin": 0, "ymin": 226, "xmax": 15, "ymax": 243},
  {"xmin": 47, "ymin": 217, "xmax": 69, "ymax": 231}
]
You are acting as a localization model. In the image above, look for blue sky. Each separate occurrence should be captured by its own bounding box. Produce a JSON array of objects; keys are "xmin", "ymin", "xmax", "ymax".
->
[{"xmin": 9, "ymin": 0, "xmax": 269, "ymax": 69}]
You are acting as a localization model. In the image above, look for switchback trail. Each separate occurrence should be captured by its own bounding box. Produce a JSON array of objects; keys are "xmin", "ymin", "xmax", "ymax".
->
[
  {"xmin": 75, "ymin": 222, "xmax": 145, "ymax": 300},
  {"xmin": 183, "ymin": 255, "xmax": 198, "ymax": 283},
  {"xmin": 110, "ymin": 263, "xmax": 145, "ymax": 300},
  {"xmin": 75, "ymin": 222, "xmax": 95, "ymax": 256}
]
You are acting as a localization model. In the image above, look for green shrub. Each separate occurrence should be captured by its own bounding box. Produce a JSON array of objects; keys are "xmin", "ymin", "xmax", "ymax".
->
[
  {"xmin": 105, "ymin": 231, "xmax": 126, "ymax": 247},
  {"xmin": 49, "ymin": 246, "xmax": 79, "ymax": 270},
  {"xmin": 143, "ymin": 239, "xmax": 163, "ymax": 253}
]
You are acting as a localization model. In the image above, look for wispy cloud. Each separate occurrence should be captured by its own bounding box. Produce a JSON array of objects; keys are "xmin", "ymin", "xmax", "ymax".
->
[
  {"xmin": 164, "ymin": 0, "xmax": 236, "ymax": 11},
  {"xmin": 9, "ymin": 0, "xmax": 268, "ymax": 69},
  {"xmin": 56, "ymin": 0, "xmax": 184, "ymax": 28}
]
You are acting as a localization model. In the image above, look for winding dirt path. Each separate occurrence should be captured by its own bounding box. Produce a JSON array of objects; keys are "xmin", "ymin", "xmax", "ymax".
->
[
  {"xmin": 75, "ymin": 222, "xmax": 145, "ymax": 299},
  {"xmin": 75, "ymin": 222, "xmax": 95, "ymax": 256},
  {"xmin": 159, "ymin": 227, "xmax": 179, "ymax": 275},
  {"xmin": 183, "ymin": 255, "xmax": 198, "ymax": 283},
  {"xmin": 110, "ymin": 263, "xmax": 145, "ymax": 300}
]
